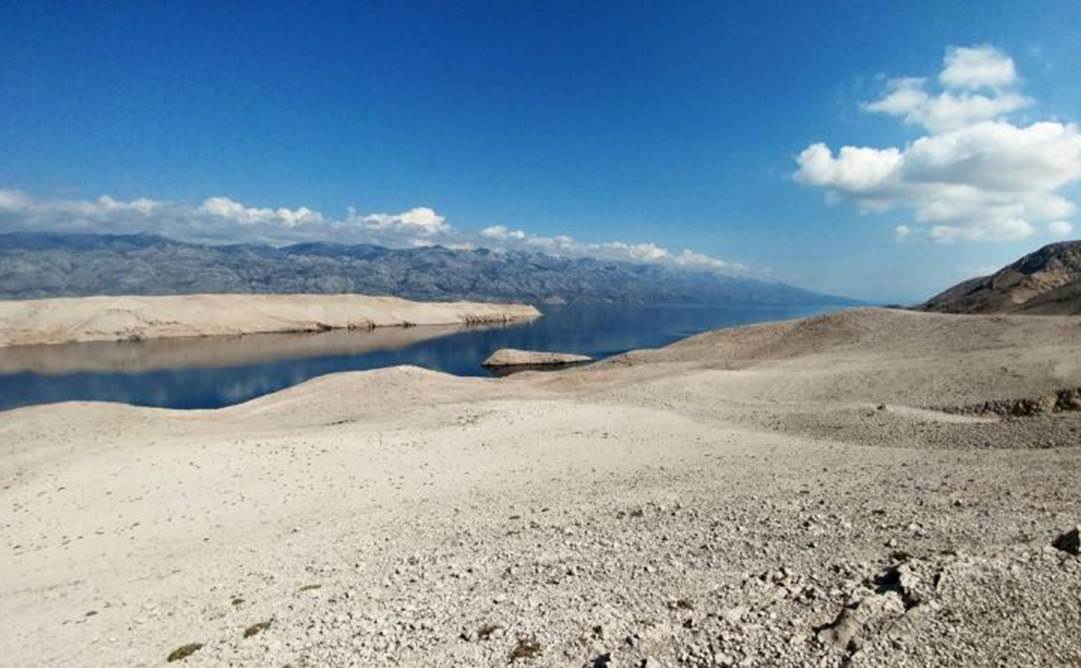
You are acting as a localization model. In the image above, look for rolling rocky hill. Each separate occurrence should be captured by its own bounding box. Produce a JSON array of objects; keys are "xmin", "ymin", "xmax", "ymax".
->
[
  {"xmin": 920, "ymin": 240, "xmax": 1081, "ymax": 315},
  {"xmin": 0, "ymin": 232, "xmax": 856, "ymax": 306}
]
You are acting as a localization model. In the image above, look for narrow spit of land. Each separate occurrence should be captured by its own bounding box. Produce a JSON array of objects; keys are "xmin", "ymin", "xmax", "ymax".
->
[
  {"xmin": 2, "ymin": 308, "xmax": 1081, "ymax": 667},
  {"xmin": 0, "ymin": 293, "xmax": 541, "ymax": 347}
]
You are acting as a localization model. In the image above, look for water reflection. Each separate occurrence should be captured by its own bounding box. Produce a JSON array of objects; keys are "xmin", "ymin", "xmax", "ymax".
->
[
  {"xmin": 0, "ymin": 323, "xmax": 495, "ymax": 375},
  {"xmin": 0, "ymin": 304, "xmax": 840, "ymax": 411}
]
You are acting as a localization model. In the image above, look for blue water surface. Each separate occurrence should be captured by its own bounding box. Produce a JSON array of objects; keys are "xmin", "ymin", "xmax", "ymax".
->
[{"xmin": 0, "ymin": 304, "xmax": 841, "ymax": 411}]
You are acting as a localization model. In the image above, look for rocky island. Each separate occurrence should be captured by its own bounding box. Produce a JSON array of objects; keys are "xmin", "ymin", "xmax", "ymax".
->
[{"xmin": 482, "ymin": 348, "xmax": 593, "ymax": 368}]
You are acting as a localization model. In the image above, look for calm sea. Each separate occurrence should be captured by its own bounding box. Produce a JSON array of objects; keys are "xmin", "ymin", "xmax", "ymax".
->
[{"xmin": 0, "ymin": 303, "xmax": 842, "ymax": 411}]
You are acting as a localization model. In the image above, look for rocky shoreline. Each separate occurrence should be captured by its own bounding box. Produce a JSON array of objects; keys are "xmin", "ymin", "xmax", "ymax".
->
[
  {"xmin": 2, "ymin": 308, "xmax": 1080, "ymax": 667},
  {"xmin": 0, "ymin": 293, "xmax": 541, "ymax": 347}
]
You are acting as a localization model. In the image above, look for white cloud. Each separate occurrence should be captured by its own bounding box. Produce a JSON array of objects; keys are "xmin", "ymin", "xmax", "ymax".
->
[
  {"xmin": 863, "ymin": 77, "xmax": 1030, "ymax": 133},
  {"xmin": 473, "ymin": 226, "xmax": 746, "ymax": 272},
  {"xmin": 591, "ymin": 241, "xmax": 669, "ymax": 261},
  {"xmin": 1048, "ymin": 220, "xmax": 1074, "ymax": 237},
  {"xmin": 200, "ymin": 196, "xmax": 323, "ymax": 227},
  {"xmin": 480, "ymin": 225, "xmax": 526, "ymax": 240},
  {"xmin": 0, "ymin": 189, "xmax": 166, "ymax": 232},
  {"xmin": 0, "ymin": 188, "xmax": 746, "ymax": 274},
  {"xmin": 353, "ymin": 206, "xmax": 448, "ymax": 236},
  {"xmin": 939, "ymin": 45, "xmax": 1018, "ymax": 89},
  {"xmin": 672, "ymin": 249, "xmax": 744, "ymax": 271},
  {"xmin": 0, "ymin": 189, "xmax": 33, "ymax": 211},
  {"xmin": 796, "ymin": 143, "xmax": 901, "ymax": 194},
  {"xmin": 862, "ymin": 46, "xmax": 1030, "ymax": 133},
  {"xmin": 895, "ymin": 224, "xmax": 912, "ymax": 241},
  {"xmin": 797, "ymin": 45, "xmax": 1081, "ymax": 243}
]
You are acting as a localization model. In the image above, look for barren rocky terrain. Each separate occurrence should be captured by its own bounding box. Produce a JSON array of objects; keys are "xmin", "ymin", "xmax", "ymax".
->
[
  {"xmin": 0, "ymin": 294, "xmax": 539, "ymax": 347},
  {"xmin": 921, "ymin": 240, "xmax": 1081, "ymax": 315},
  {"xmin": 2, "ymin": 308, "xmax": 1080, "ymax": 667},
  {"xmin": 0, "ymin": 232, "xmax": 855, "ymax": 307}
]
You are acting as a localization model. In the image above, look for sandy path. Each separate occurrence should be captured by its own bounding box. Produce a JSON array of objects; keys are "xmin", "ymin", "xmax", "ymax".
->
[{"xmin": 2, "ymin": 308, "xmax": 1081, "ymax": 667}]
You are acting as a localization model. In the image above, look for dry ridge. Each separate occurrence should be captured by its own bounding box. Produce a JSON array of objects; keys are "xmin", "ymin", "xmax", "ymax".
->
[
  {"xmin": 920, "ymin": 240, "xmax": 1081, "ymax": 315},
  {"xmin": 0, "ymin": 293, "xmax": 541, "ymax": 347},
  {"xmin": 2, "ymin": 308, "xmax": 1081, "ymax": 667}
]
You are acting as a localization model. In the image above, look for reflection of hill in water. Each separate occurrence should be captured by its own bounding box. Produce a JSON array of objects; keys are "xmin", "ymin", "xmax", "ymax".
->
[{"xmin": 0, "ymin": 323, "xmax": 511, "ymax": 375}]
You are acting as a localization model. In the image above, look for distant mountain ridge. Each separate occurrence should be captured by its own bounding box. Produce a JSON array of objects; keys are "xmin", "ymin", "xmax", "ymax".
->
[
  {"xmin": 920, "ymin": 240, "xmax": 1081, "ymax": 315},
  {"xmin": 0, "ymin": 232, "xmax": 858, "ymax": 306}
]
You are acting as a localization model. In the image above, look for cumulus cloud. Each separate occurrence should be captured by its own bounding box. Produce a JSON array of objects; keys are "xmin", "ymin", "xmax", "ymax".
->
[
  {"xmin": 199, "ymin": 196, "xmax": 324, "ymax": 227},
  {"xmin": 939, "ymin": 45, "xmax": 1018, "ymax": 89},
  {"xmin": 480, "ymin": 225, "xmax": 526, "ymax": 240},
  {"xmin": 1049, "ymin": 220, "xmax": 1074, "ymax": 237},
  {"xmin": 0, "ymin": 188, "xmax": 746, "ymax": 274},
  {"xmin": 797, "ymin": 45, "xmax": 1081, "ymax": 242},
  {"xmin": 477, "ymin": 224, "xmax": 745, "ymax": 271},
  {"xmin": 0, "ymin": 189, "xmax": 167, "ymax": 235},
  {"xmin": 863, "ymin": 76, "xmax": 1030, "ymax": 133},
  {"xmin": 862, "ymin": 47, "xmax": 1030, "ymax": 133},
  {"xmin": 350, "ymin": 206, "xmax": 448, "ymax": 236}
]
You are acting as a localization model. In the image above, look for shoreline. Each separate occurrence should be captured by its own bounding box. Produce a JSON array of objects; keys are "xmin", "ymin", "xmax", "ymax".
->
[
  {"xmin": 2, "ymin": 308, "xmax": 1081, "ymax": 667},
  {"xmin": 0, "ymin": 323, "xmax": 515, "ymax": 376},
  {"xmin": 0, "ymin": 293, "xmax": 541, "ymax": 348}
]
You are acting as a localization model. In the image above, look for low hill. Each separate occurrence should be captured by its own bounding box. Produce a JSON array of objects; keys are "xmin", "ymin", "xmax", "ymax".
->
[
  {"xmin": 919, "ymin": 240, "xmax": 1081, "ymax": 315},
  {"xmin": 0, "ymin": 232, "xmax": 857, "ymax": 306}
]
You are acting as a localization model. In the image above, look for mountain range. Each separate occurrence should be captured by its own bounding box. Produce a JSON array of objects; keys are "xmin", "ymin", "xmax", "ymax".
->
[
  {"xmin": 0, "ymin": 232, "xmax": 857, "ymax": 306},
  {"xmin": 919, "ymin": 240, "xmax": 1081, "ymax": 315}
]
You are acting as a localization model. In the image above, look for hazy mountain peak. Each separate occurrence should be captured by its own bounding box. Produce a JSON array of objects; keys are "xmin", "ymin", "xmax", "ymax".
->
[{"xmin": 0, "ymin": 232, "xmax": 857, "ymax": 307}]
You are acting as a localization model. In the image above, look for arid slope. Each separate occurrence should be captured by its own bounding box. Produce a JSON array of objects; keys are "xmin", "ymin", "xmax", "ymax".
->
[
  {"xmin": 2, "ymin": 308, "xmax": 1080, "ymax": 667},
  {"xmin": 920, "ymin": 240, "xmax": 1081, "ymax": 315}
]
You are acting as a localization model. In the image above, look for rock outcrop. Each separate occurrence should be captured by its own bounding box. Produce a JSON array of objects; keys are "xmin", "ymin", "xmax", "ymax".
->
[
  {"xmin": 920, "ymin": 240, "xmax": 1081, "ymax": 315},
  {"xmin": 482, "ymin": 348, "xmax": 592, "ymax": 367}
]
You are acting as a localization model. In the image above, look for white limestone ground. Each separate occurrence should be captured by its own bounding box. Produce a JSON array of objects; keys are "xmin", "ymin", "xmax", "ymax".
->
[
  {"xmin": 2, "ymin": 308, "xmax": 1081, "ymax": 667},
  {"xmin": 482, "ymin": 348, "xmax": 593, "ymax": 367},
  {"xmin": 0, "ymin": 293, "xmax": 541, "ymax": 347}
]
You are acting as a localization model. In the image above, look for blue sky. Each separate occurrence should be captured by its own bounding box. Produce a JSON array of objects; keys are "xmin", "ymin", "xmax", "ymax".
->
[{"xmin": 2, "ymin": 1, "xmax": 1081, "ymax": 302}]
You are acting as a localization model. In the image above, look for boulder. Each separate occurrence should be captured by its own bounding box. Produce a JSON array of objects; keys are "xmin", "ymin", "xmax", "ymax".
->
[
  {"xmin": 482, "ymin": 348, "xmax": 593, "ymax": 367},
  {"xmin": 1053, "ymin": 527, "xmax": 1080, "ymax": 555}
]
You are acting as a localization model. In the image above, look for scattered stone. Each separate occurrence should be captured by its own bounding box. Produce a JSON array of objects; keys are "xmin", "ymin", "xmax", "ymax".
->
[
  {"xmin": 816, "ymin": 592, "xmax": 904, "ymax": 652},
  {"xmin": 722, "ymin": 606, "xmax": 748, "ymax": 625},
  {"xmin": 940, "ymin": 387, "xmax": 1081, "ymax": 418},
  {"xmin": 874, "ymin": 562, "xmax": 924, "ymax": 609},
  {"xmin": 1053, "ymin": 527, "xmax": 1081, "ymax": 556},
  {"xmin": 586, "ymin": 652, "xmax": 613, "ymax": 668},
  {"xmin": 477, "ymin": 623, "xmax": 505, "ymax": 641},
  {"xmin": 243, "ymin": 620, "xmax": 272, "ymax": 638},
  {"xmin": 166, "ymin": 643, "xmax": 203, "ymax": 662},
  {"xmin": 510, "ymin": 637, "xmax": 543, "ymax": 662},
  {"xmin": 483, "ymin": 348, "xmax": 593, "ymax": 368}
]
